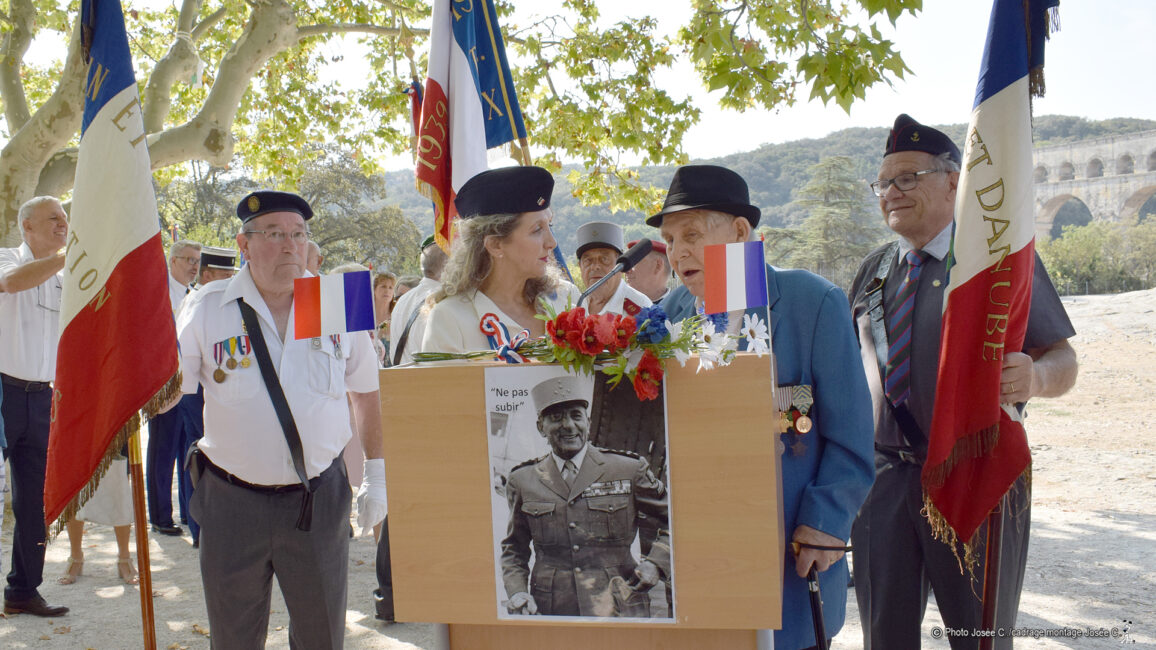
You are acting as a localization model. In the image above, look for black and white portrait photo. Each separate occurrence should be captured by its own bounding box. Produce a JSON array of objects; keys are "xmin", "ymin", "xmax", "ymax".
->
[{"xmin": 484, "ymin": 365, "xmax": 675, "ymax": 622}]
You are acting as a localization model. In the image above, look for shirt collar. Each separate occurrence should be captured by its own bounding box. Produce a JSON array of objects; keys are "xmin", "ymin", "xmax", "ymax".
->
[
  {"xmin": 552, "ymin": 443, "xmax": 589, "ymax": 474},
  {"xmin": 899, "ymin": 223, "xmax": 953, "ymax": 261}
]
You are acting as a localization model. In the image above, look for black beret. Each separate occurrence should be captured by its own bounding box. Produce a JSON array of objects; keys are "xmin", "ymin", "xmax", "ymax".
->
[
  {"xmin": 885, "ymin": 114, "xmax": 961, "ymax": 164},
  {"xmin": 420, "ymin": 234, "xmax": 436, "ymax": 251},
  {"xmin": 648, "ymin": 165, "xmax": 761, "ymax": 228},
  {"xmin": 236, "ymin": 190, "xmax": 313, "ymax": 223},
  {"xmin": 454, "ymin": 167, "xmax": 553, "ymax": 219}
]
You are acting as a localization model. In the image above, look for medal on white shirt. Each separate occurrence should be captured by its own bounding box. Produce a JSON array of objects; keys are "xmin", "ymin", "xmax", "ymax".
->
[
  {"xmin": 212, "ymin": 341, "xmax": 227, "ymax": 383},
  {"xmin": 238, "ymin": 334, "xmax": 252, "ymax": 368},
  {"xmin": 330, "ymin": 334, "xmax": 342, "ymax": 358},
  {"xmin": 225, "ymin": 336, "xmax": 239, "ymax": 370}
]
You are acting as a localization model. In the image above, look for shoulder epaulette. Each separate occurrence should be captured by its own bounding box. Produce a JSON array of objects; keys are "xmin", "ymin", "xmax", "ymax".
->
[
  {"xmin": 510, "ymin": 455, "xmax": 547, "ymax": 473},
  {"xmin": 598, "ymin": 447, "xmax": 642, "ymax": 460}
]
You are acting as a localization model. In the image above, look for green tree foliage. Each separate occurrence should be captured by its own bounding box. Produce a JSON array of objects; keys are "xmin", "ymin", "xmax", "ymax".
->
[
  {"xmin": 154, "ymin": 147, "xmax": 418, "ymax": 274},
  {"xmin": 1, "ymin": 0, "xmax": 923, "ymax": 243},
  {"xmin": 758, "ymin": 155, "xmax": 884, "ymax": 289},
  {"xmin": 1038, "ymin": 220, "xmax": 1156, "ymax": 295}
]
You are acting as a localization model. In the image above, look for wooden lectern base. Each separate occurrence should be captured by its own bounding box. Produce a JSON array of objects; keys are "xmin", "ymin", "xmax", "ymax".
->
[{"xmin": 448, "ymin": 624, "xmax": 757, "ymax": 649}]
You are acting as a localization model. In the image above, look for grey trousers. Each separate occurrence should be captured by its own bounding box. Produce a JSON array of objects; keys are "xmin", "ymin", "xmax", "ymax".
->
[
  {"xmin": 852, "ymin": 453, "xmax": 1030, "ymax": 650},
  {"xmin": 191, "ymin": 457, "xmax": 351, "ymax": 649}
]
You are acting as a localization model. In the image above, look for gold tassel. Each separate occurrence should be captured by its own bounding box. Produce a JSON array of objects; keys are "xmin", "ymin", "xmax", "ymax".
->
[{"xmin": 48, "ymin": 371, "xmax": 181, "ymax": 538}]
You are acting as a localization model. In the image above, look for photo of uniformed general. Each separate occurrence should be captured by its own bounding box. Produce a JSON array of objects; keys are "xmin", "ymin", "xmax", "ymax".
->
[{"xmin": 484, "ymin": 365, "xmax": 674, "ymax": 622}]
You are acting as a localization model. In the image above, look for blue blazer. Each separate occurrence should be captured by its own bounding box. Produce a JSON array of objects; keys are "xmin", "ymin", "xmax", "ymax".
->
[{"xmin": 665, "ymin": 264, "xmax": 874, "ymax": 649}]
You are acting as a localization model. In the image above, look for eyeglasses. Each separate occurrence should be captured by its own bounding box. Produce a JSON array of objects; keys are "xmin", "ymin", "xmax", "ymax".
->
[
  {"xmin": 243, "ymin": 230, "xmax": 311, "ymax": 244},
  {"xmin": 173, "ymin": 255, "xmax": 200, "ymax": 265},
  {"xmin": 870, "ymin": 169, "xmax": 944, "ymax": 197}
]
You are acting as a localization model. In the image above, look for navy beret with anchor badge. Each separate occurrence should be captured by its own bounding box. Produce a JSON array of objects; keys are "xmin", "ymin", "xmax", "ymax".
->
[
  {"xmin": 454, "ymin": 167, "xmax": 554, "ymax": 219},
  {"xmin": 236, "ymin": 190, "xmax": 313, "ymax": 223},
  {"xmin": 884, "ymin": 114, "xmax": 961, "ymax": 164}
]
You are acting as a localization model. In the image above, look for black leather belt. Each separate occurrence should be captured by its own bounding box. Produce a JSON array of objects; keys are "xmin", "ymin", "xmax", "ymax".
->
[
  {"xmin": 875, "ymin": 444, "xmax": 925, "ymax": 465},
  {"xmin": 203, "ymin": 457, "xmax": 318, "ymax": 494},
  {"xmin": 1, "ymin": 373, "xmax": 52, "ymax": 392}
]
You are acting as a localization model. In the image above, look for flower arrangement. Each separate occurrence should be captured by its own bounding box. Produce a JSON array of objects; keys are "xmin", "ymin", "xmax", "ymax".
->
[{"xmin": 412, "ymin": 302, "xmax": 771, "ymax": 401}]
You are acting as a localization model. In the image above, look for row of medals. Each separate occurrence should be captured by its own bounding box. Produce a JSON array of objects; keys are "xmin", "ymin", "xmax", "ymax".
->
[
  {"xmin": 776, "ymin": 385, "xmax": 814, "ymax": 457},
  {"xmin": 213, "ymin": 336, "xmax": 251, "ymax": 383}
]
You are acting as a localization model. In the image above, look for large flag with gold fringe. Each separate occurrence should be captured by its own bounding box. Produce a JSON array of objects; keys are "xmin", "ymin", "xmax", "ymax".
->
[
  {"xmin": 43, "ymin": 0, "xmax": 179, "ymax": 531},
  {"xmin": 923, "ymin": 0, "xmax": 1059, "ymax": 548},
  {"xmin": 415, "ymin": 0, "xmax": 528, "ymax": 251}
]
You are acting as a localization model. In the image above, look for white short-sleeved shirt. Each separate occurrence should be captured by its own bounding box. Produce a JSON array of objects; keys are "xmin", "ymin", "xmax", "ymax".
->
[
  {"xmin": 388, "ymin": 276, "xmax": 441, "ymax": 365},
  {"xmin": 0, "ymin": 244, "xmax": 63, "ymax": 381},
  {"xmin": 421, "ymin": 282, "xmax": 580, "ymax": 355},
  {"xmin": 596, "ymin": 279, "xmax": 652, "ymax": 316},
  {"xmin": 176, "ymin": 265, "xmax": 379, "ymax": 485},
  {"xmin": 168, "ymin": 272, "xmax": 188, "ymax": 315}
]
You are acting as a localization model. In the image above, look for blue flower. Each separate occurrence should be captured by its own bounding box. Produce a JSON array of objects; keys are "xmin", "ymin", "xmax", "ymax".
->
[
  {"xmin": 635, "ymin": 304, "xmax": 670, "ymax": 344},
  {"xmin": 706, "ymin": 311, "xmax": 729, "ymax": 332}
]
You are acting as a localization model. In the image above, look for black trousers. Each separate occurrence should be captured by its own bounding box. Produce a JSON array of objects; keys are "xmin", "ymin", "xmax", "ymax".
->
[
  {"xmin": 852, "ymin": 453, "xmax": 1030, "ymax": 650},
  {"xmin": 1, "ymin": 382, "xmax": 52, "ymax": 602},
  {"xmin": 373, "ymin": 516, "xmax": 395, "ymax": 621}
]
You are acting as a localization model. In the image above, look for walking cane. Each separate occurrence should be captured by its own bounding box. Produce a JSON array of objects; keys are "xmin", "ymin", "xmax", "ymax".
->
[{"xmin": 792, "ymin": 541, "xmax": 853, "ymax": 650}]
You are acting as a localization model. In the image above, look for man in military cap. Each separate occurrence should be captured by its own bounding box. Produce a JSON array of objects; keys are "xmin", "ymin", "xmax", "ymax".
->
[
  {"xmin": 174, "ymin": 190, "xmax": 388, "ymax": 647},
  {"xmin": 849, "ymin": 115, "xmax": 1078, "ymax": 649},
  {"xmin": 501, "ymin": 374, "xmax": 670, "ymax": 618},
  {"xmin": 653, "ymin": 164, "xmax": 874, "ymax": 649},
  {"xmin": 625, "ymin": 238, "xmax": 671, "ymax": 305},
  {"xmin": 196, "ymin": 245, "xmax": 238, "ymax": 286},
  {"xmin": 147, "ymin": 238, "xmax": 203, "ymax": 537},
  {"xmin": 574, "ymin": 221, "xmax": 651, "ymax": 316}
]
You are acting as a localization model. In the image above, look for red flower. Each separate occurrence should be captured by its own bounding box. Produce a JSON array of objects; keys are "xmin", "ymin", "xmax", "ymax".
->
[
  {"xmin": 573, "ymin": 312, "xmax": 610, "ymax": 356},
  {"xmin": 548, "ymin": 308, "xmax": 586, "ymax": 349},
  {"xmin": 610, "ymin": 315, "xmax": 636, "ymax": 352},
  {"xmin": 632, "ymin": 349, "xmax": 664, "ymax": 401}
]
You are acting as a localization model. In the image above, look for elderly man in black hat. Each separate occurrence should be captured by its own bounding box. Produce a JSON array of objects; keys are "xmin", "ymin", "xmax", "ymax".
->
[
  {"xmin": 653, "ymin": 164, "xmax": 875, "ymax": 650},
  {"xmin": 174, "ymin": 190, "xmax": 387, "ymax": 648},
  {"xmin": 574, "ymin": 221, "xmax": 651, "ymax": 316},
  {"xmin": 501, "ymin": 374, "xmax": 670, "ymax": 618},
  {"xmin": 849, "ymin": 115, "xmax": 1078, "ymax": 649}
]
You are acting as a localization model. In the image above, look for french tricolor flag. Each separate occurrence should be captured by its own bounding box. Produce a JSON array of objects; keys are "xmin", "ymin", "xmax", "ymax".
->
[
  {"xmin": 703, "ymin": 241, "xmax": 769, "ymax": 315},
  {"xmin": 293, "ymin": 271, "xmax": 376, "ymax": 339}
]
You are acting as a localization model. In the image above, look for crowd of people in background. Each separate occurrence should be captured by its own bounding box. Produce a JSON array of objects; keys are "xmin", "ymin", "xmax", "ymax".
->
[{"xmin": 0, "ymin": 114, "xmax": 1078, "ymax": 649}]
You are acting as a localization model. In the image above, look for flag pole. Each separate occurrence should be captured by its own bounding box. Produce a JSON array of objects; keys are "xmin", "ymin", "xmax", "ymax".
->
[
  {"xmin": 978, "ymin": 495, "xmax": 1005, "ymax": 650},
  {"xmin": 128, "ymin": 427, "xmax": 158, "ymax": 650}
]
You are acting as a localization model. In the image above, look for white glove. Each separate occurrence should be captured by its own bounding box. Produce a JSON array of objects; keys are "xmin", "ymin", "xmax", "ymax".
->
[{"xmin": 355, "ymin": 458, "xmax": 388, "ymax": 535}]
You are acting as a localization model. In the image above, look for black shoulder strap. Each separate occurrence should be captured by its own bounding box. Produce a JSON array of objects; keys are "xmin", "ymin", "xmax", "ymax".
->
[
  {"xmin": 865, "ymin": 243, "xmax": 927, "ymax": 450},
  {"xmin": 236, "ymin": 298, "xmax": 315, "ymax": 531},
  {"xmin": 391, "ymin": 303, "xmax": 424, "ymax": 367}
]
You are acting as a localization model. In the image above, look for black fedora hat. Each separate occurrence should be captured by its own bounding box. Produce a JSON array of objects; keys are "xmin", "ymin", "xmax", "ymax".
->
[{"xmin": 647, "ymin": 165, "xmax": 760, "ymax": 228}]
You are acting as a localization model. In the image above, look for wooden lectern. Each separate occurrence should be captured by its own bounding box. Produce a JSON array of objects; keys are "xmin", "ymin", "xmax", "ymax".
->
[{"xmin": 380, "ymin": 354, "xmax": 783, "ymax": 648}]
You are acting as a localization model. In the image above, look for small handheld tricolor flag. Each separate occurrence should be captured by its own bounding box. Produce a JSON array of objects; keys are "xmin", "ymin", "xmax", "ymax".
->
[
  {"xmin": 293, "ymin": 271, "xmax": 376, "ymax": 339},
  {"xmin": 703, "ymin": 241, "xmax": 769, "ymax": 315}
]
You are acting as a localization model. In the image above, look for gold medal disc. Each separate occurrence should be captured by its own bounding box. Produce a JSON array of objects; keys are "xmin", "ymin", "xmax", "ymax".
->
[
  {"xmin": 226, "ymin": 358, "xmax": 238, "ymax": 370},
  {"xmin": 213, "ymin": 368, "xmax": 227, "ymax": 383},
  {"xmin": 795, "ymin": 415, "xmax": 813, "ymax": 434},
  {"xmin": 240, "ymin": 357, "xmax": 251, "ymax": 368}
]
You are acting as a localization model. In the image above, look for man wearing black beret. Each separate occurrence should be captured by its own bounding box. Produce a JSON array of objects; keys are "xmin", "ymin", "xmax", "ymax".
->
[
  {"xmin": 654, "ymin": 164, "xmax": 875, "ymax": 650},
  {"xmin": 849, "ymin": 115, "xmax": 1078, "ymax": 648},
  {"xmin": 172, "ymin": 189, "xmax": 388, "ymax": 647}
]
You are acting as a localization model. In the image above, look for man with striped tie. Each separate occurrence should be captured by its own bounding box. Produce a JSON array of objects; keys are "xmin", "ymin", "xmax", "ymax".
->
[{"xmin": 849, "ymin": 114, "xmax": 1078, "ymax": 649}]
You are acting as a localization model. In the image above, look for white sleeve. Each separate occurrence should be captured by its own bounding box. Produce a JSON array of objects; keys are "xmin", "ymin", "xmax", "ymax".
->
[
  {"xmin": 175, "ymin": 296, "xmax": 204, "ymax": 394},
  {"xmin": 344, "ymin": 330, "xmax": 380, "ymax": 394}
]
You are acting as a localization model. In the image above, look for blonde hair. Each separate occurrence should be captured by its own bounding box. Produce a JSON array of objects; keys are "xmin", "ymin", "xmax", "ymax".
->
[{"xmin": 436, "ymin": 212, "xmax": 563, "ymax": 309}]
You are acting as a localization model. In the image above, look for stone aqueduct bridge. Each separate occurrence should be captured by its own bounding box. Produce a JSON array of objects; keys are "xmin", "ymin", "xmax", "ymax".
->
[{"xmin": 1032, "ymin": 130, "xmax": 1156, "ymax": 239}]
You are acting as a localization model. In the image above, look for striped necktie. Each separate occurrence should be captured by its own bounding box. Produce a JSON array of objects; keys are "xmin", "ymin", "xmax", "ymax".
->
[
  {"xmin": 884, "ymin": 250, "xmax": 928, "ymax": 407},
  {"xmin": 562, "ymin": 460, "xmax": 578, "ymax": 487}
]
